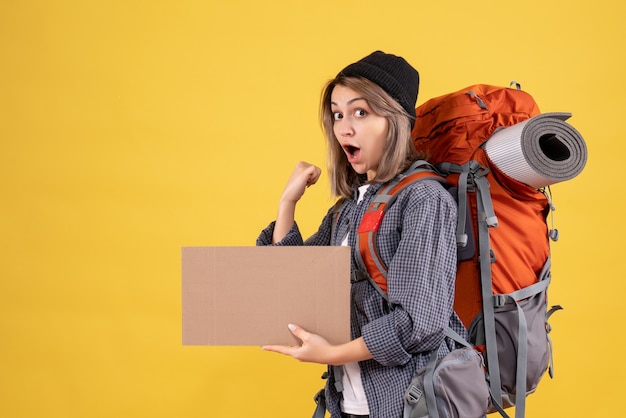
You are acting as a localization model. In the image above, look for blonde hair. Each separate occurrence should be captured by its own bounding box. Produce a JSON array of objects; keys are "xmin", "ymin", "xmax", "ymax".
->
[{"xmin": 320, "ymin": 76, "xmax": 424, "ymax": 199}]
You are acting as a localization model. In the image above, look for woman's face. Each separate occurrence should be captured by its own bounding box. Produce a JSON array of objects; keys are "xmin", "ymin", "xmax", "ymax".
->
[{"xmin": 331, "ymin": 84, "xmax": 388, "ymax": 181}]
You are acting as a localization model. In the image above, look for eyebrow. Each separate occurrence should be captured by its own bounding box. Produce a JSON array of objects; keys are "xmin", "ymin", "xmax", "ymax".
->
[{"xmin": 330, "ymin": 97, "xmax": 367, "ymax": 106}]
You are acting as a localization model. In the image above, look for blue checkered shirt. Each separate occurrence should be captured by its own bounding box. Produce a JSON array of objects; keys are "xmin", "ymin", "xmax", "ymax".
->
[{"xmin": 257, "ymin": 179, "xmax": 467, "ymax": 418}]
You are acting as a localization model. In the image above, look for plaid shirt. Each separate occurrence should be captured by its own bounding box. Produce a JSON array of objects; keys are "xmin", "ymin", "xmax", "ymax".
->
[{"xmin": 257, "ymin": 179, "xmax": 466, "ymax": 418}]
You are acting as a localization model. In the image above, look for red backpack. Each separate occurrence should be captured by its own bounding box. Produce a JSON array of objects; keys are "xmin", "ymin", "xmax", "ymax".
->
[
  {"xmin": 355, "ymin": 83, "xmax": 569, "ymax": 418},
  {"xmin": 411, "ymin": 83, "xmax": 549, "ymax": 327}
]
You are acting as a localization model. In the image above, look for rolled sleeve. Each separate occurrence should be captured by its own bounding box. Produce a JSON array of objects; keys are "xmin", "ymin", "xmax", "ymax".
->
[
  {"xmin": 256, "ymin": 203, "xmax": 339, "ymax": 247},
  {"xmin": 360, "ymin": 180, "xmax": 458, "ymax": 366},
  {"xmin": 361, "ymin": 312, "xmax": 413, "ymax": 366},
  {"xmin": 256, "ymin": 221, "xmax": 305, "ymax": 246}
]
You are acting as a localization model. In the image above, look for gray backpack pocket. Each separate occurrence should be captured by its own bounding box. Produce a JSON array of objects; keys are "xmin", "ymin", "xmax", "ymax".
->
[
  {"xmin": 404, "ymin": 341, "xmax": 490, "ymax": 418},
  {"xmin": 468, "ymin": 280, "xmax": 560, "ymax": 412}
]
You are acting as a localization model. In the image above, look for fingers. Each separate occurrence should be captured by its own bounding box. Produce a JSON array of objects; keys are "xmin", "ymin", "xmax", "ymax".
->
[
  {"xmin": 294, "ymin": 161, "xmax": 320, "ymax": 182},
  {"xmin": 303, "ymin": 164, "xmax": 322, "ymax": 187},
  {"xmin": 287, "ymin": 323, "xmax": 308, "ymax": 340},
  {"xmin": 260, "ymin": 324, "xmax": 307, "ymax": 358},
  {"xmin": 292, "ymin": 163, "xmax": 320, "ymax": 190},
  {"xmin": 261, "ymin": 344, "xmax": 297, "ymax": 356},
  {"xmin": 261, "ymin": 324, "xmax": 336, "ymax": 365},
  {"xmin": 280, "ymin": 162, "xmax": 322, "ymax": 204}
]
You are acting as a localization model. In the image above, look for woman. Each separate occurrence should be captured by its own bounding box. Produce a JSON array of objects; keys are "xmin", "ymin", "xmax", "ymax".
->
[{"xmin": 257, "ymin": 51, "xmax": 466, "ymax": 418}]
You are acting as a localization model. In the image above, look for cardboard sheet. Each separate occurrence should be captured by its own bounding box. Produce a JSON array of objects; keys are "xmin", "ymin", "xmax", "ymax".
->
[{"xmin": 182, "ymin": 246, "xmax": 351, "ymax": 346}]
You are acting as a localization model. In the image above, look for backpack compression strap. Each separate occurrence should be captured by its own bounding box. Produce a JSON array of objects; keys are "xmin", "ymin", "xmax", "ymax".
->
[{"xmin": 355, "ymin": 160, "xmax": 448, "ymax": 293}]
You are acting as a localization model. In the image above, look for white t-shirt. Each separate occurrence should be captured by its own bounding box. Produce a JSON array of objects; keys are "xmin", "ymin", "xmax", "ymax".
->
[{"xmin": 340, "ymin": 184, "xmax": 370, "ymax": 415}]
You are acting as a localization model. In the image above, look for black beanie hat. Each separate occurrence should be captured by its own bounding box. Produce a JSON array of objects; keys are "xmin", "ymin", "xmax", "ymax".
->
[{"xmin": 338, "ymin": 50, "xmax": 419, "ymax": 124}]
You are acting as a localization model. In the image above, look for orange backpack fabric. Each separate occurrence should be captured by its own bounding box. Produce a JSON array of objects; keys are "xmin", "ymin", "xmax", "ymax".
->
[
  {"xmin": 410, "ymin": 84, "xmax": 549, "ymax": 328},
  {"xmin": 412, "ymin": 83, "xmax": 540, "ymax": 165},
  {"xmin": 448, "ymin": 148, "xmax": 550, "ymax": 327}
]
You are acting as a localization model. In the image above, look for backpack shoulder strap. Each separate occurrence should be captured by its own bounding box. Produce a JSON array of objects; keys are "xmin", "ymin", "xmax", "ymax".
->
[
  {"xmin": 354, "ymin": 160, "xmax": 447, "ymax": 295},
  {"xmin": 329, "ymin": 197, "xmax": 348, "ymax": 244}
]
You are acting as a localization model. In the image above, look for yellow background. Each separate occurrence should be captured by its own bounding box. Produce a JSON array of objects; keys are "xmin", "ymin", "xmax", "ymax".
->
[{"xmin": 1, "ymin": 0, "xmax": 623, "ymax": 417}]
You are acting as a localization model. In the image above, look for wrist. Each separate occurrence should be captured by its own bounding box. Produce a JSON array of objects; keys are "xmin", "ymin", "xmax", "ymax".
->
[
  {"xmin": 326, "ymin": 345, "xmax": 345, "ymax": 366},
  {"xmin": 276, "ymin": 199, "xmax": 297, "ymax": 221},
  {"xmin": 327, "ymin": 338, "xmax": 372, "ymax": 366}
]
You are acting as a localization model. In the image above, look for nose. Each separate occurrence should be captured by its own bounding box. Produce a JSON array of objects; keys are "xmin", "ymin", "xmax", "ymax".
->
[{"xmin": 335, "ymin": 117, "xmax": 355, "ymax": 138}]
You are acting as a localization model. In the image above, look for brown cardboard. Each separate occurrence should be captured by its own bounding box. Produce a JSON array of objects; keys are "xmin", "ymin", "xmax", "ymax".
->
[{"xmin": 182, "ymin": 246, "xmax": 351, "ymax": 346}]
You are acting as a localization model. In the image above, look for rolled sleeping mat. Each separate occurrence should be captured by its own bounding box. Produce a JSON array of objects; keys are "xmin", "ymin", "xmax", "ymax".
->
[{"xmin": 484, "ymin": 112, "xmax": 588, "ymax": 188}]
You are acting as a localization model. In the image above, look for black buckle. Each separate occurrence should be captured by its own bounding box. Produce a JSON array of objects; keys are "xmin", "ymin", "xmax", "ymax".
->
[{"xmin": 350, "ymin": 270, "xmax": 369, "ymax": 283}]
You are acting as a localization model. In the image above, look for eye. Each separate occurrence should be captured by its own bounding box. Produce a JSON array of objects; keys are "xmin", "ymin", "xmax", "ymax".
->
[
  {"xmin": 332, "ymin": 112, "xmax": 343, "ymax": 121},
  {"xmin": 355, "ymin": 109, "xmax": 367, "ymax": 117}
]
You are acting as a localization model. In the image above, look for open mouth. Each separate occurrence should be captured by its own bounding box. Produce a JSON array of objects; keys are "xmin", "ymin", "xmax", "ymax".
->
[{"xmin": 344, "ymin": 145, "xmax": 360, "ymax": 158}]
